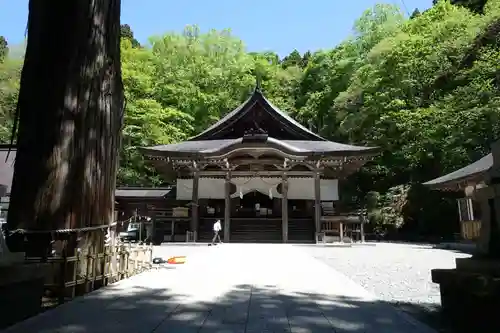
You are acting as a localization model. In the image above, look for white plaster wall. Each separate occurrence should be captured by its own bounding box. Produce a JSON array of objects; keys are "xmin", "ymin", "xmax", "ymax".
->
[{"xmin": 177, "ymin": 177, "xmax": 339, "ymax": 201}]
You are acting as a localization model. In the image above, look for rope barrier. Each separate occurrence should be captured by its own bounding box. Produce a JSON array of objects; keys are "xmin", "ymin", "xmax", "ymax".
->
[
  {"xmin": 4, "ymin": 215, "xmax": 150, "ymax": 235},
  {"xmin": 7, "ymin": 224, "xmax": 113, "ymax": 235}
]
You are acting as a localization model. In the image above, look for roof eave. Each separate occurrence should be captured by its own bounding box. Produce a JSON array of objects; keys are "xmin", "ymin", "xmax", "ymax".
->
[
  {"xmin": 423, "ymin": 172, "xmax": 487, "ymax": 191},
  {"xmin": 140, "ymin": 145, "xmax": 380, "ymax": 160}
]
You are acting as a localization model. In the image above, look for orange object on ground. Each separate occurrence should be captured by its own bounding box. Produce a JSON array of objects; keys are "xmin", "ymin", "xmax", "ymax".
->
[{"xmin": 167, "ymin": 256, "xmax": 186, "ymax": 264}]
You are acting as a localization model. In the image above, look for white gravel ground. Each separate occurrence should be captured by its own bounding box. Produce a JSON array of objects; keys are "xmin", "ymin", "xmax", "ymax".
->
[
  {"xmin": 154, "ymin": 242, "xmax": 471, "ymax": 307},
  {"xmin": 152, "ymin": 242, "xmax": 468, "ymax": 331},
  {"xmin": 299, "ymin": 243, "xmax": 471, "ymax": 306},
  {"xmin": 151, "ymin": 242, "xmax": 464, "ymax": 330},
  {"xmin": 152, "ymin": 244, "xmax": 208, "ymax": 260}
]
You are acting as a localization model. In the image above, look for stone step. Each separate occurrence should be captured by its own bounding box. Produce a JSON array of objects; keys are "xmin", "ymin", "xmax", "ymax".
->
[{"xmin": 198, "ymin": 218, "xmax": 314, "ymax": 242}]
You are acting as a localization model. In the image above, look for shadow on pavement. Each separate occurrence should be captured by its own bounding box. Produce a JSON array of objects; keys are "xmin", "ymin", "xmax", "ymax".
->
[
  {"xmin": 390, "ymin": 301, "xmax": 456, "ymax": 333},
  {"xmin": 2, "ymin": 283, "xmax": 441, "ymax": 333}
]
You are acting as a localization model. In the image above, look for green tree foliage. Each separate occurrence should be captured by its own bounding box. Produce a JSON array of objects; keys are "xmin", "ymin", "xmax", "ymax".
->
[
  {"xmin": 281, "ymin": 49, "xmax": 300, "ymax": 68},
  {"xmin": 0, "ymin": 59, "xmax": 22, "ymax": 142},
  {"xmin": 410, "ymin": 8, "xmax": 421, "ymax": 19},
  {"xmin": 336, "ymin": 1, "xmax": 498, "ymax": 181},
  {"xmin": 0, "ymin": 36, "xmax": 8, "ymax": 62},
  {"xmin": 117, "ymin": 26, "xmax": 301, "ymax": 185},
  {"xmin": 434, "ymin": 0, "xmax": 488, "ymax": 13},
  {"xmin": 1, "ymin": 2, "xmax": 499, "ymax": 238},
  {"xmin": 293, "ymin": 3, "xmax": 405, "ymax": 136},
  {"xmin": 120, "ymin": 24, "xmax": 141, "ymax": 48}
]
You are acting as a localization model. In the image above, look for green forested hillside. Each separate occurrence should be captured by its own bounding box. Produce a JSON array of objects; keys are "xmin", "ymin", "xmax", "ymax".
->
[{"xmin": 1, "ymin": 0, "xmax": 499, "ymax": 238}]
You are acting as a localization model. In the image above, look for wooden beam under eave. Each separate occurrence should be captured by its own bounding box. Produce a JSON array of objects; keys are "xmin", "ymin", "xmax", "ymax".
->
[
  {"xmin": 143, "ymin": 153, "xmax": 375, "ymax": 179},
  {"xmin": 146, "ymin": 159, "xmax": 177, "ymax": 182},
  {"xmin": 197, "ymin": 170, "xmax": 315, "ymax": 177}
]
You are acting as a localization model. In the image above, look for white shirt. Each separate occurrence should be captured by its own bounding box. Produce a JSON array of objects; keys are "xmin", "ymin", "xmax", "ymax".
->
[{"xmin": 213, "ymin": 220, "xmax": 222, "ymax": 232}]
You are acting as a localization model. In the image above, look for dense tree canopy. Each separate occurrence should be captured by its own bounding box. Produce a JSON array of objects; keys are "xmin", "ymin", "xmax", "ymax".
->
[
  {"xmin": 434, "ymin": 0, "xmax": 489, "ymax": 13},
  {"xmin": 0, "ymin": 57, "xmax": 21, "ymax": 142},
  {"xmin": 0, "ymin": 36, "xmax": 8, "ymax": 62},
  {"xmin": 120, "ymin": 24, "xmax": 140, "ymax": 48},
  {"xmin": 1, "ymin": 0, "xmax": 499, "ymax": 238}
]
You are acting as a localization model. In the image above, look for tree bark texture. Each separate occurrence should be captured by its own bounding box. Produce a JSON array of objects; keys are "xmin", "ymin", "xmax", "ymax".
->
[{"xmin": 8, "ymin": 0, "xmax": 124, "ymax": 234}]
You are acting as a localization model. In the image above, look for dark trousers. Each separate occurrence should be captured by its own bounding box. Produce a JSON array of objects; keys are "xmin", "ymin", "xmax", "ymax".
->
[{"xmin": 212, "ymin": 230, "xmax": 221, "ymax": 244}]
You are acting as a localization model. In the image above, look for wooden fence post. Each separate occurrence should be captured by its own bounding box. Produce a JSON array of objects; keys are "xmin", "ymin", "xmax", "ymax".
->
[
  {"xmin": 125, "ymin": 243, "xmax": 130, "ymax": 277},
  {"xmin": 58, "ymin": 243, "xmax": 67, "ymax": 305},
  {"xmin": 71, "ymin": 246, "xmax": 78, "ymax": 299},
  {"xmin": 91, "ymin": 234, "xmax": 98, "ymax": 292}
]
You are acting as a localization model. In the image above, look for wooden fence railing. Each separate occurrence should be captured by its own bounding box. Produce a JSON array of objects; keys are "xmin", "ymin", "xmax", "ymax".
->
[
  {"xmin": 186, "ymin": 230, "xmax": 196, "ymax": 243},
  {"xmin": 25, "ymin": 243, "xmax": 153, "ymax": 308},
  {"xmin": 461, "ymin": 220, "xmax": 481, "ymax": 241}
]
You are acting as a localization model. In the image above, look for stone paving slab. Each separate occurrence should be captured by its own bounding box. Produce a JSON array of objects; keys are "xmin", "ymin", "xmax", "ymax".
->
[{"xmin": 2, "ymin": 244, "xmax": 437, "ymax": 333}]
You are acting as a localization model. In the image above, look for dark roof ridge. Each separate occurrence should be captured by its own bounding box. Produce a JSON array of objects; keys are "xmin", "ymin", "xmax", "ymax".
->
[{"xmin": 190, "ymin": 89, "xmax": 325, "ymax": 141}]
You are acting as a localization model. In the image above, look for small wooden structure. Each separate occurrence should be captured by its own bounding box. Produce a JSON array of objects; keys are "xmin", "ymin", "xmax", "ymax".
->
[
  {"xmin": 423, "ymin": 153, "xmax": 492, "ymax": 241},
  {"xmin": 115, "ymin": 187, "xmax": 181, "ymax": 243},
  {"xmin": 431, "ymin": 141, "xmax": 500, "ymax": 333},
  {"xmin": 141, "ymin": 85, "xmax": 378, "ymax": 243},
  {"xmin": 24, "ymin": 229, "xmax": 152, "ymax": 308},
  {"xmin": 318, "ymin": 213, "xmax": 366, "ymax": 243}
]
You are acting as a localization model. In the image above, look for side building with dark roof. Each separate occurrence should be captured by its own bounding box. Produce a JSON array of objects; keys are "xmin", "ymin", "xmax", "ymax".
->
[
  {"xmin": 141, "ymin": 86, "xmax": 379, "ymax": 243},
  {"xmin": 423, "ymin": 154, "xmax": 492, "ymax": 241},
  {"xmin": 423, "ymin": 154, "xmax": 492, "ymax": 191}
]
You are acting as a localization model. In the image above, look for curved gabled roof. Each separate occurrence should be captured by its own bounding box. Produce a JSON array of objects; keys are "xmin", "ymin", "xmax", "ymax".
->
[
  {"xmin": 423, "ymin": 153, "xmax": 492, "ymax": 190},
  {"xmin": 143, "ymin": 87, "xmax": 379, "ymax": 159},
  {"xmin": 190, "ymin": 88, "xmax": 325, "ymax": 141}
]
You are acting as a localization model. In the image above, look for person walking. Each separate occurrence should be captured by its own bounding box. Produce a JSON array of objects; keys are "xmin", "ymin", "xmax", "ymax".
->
[{"xmin": 212, "ymin": 219, "xmax": 222, "ymax": 245}]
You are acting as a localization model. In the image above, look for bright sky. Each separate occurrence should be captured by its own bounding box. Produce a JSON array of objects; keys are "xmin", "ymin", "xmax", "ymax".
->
[{"xmin": 0, "ymin": 0, "xmax": 432, "ymax": 57}]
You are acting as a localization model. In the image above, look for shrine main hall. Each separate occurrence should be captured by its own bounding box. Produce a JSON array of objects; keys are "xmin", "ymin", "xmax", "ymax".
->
[{"xmin": 141, "ymin": 86, "xmax": 378, "ymax": 243}]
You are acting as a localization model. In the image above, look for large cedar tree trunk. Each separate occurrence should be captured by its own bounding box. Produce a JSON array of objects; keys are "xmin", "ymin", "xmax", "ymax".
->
[{"xmin": 7, "ymin": 0, "xmax": 124, "ymax": 253}]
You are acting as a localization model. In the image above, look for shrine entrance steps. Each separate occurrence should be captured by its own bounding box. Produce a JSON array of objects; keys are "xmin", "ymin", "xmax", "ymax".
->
[
  {"xmin": 198, "ymin": 218, "xmax": 315, "ymax": 243},
  {"xmin": 230, "ymin": 218, "xmax": 282, "ymax": 243},
  {"xmin": 198, "ymin": 218, "xmax": 220, "ymax": 241},
  {"xmin": 289, "ymin": 218, "xmax": 315, "ymax": 243}
]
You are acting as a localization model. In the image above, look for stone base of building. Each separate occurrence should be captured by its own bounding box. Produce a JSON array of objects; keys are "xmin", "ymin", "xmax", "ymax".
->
[{"xmin": 431, "ymin": 257, "xmax": 500, "ymax": 333}]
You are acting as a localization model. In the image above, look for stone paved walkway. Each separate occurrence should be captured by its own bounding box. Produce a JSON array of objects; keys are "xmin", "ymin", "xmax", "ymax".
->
[{"xmin": 2, "ymin": 244, "xmax": 437, "ymax": 333}]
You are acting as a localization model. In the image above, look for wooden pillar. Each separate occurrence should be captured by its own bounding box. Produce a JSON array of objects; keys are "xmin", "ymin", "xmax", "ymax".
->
[
  {"xmin": 150, "ymin": 210, "xmax": 157, "ymax": 245},
  {"xmin": 339, "ymin": 222, "xmax": 344, "ymax": 243},
  {"xmin": 282, "ymin": 173, "xmax": 288, "ymax": 243},
  {"xmin": 191, "ymin": 171, "xmax": 199, "ymax": 241},
  {"xmin": 170, "ymin": 220, "xmax": 175, "ymax": 242},
  {"xmin": 224, "ymin": 172, "xmax": 231, "ymax": 242},
  {"xmin": 360, "ymin": 221, "xmax": 365, "ymax": 243},
  {"xmin": 314, "ymin": 172, "xmax": 321, "ymax": 236}
]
